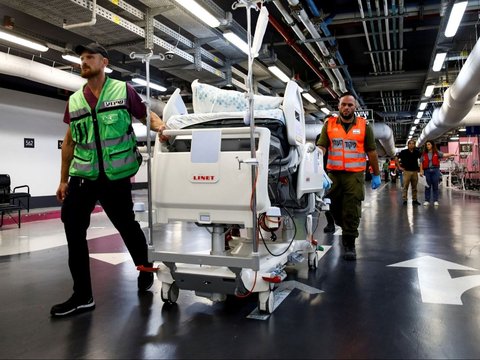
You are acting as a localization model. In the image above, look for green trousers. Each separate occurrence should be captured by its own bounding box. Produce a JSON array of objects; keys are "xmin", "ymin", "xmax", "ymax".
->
[{"xmin": 326, "ymin": 171, "xmax": 365, "ymax": 238}]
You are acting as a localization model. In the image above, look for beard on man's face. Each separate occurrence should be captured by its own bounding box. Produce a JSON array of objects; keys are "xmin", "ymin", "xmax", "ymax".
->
[
  {"xmin": 80, "ymin": 66, "xmax": 101, "ymax": 79},
  {"xmin": 341, "ymin": 111, "xmax": 354, "ymax": 120}
]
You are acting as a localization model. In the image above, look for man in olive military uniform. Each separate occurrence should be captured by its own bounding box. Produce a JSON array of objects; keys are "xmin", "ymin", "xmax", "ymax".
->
[{"xmin": 316, "ymin": 92, "xmax": 381, "ymax": 260}]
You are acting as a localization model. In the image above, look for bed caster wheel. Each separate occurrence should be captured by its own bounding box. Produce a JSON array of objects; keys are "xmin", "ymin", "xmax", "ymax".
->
[
  {"xmin": 161, "ymin": 281, "xmax": 179, "ymax": 304},
  {"xmin": 258, "ymin": 290, "xmax": 275, "ymax": 314},
  {"xmin": 308, "ymin": 251, "xmax": 318, "ymax": 270}
]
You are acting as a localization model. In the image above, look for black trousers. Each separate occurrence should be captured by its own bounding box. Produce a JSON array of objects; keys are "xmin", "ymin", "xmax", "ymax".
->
[{"xmin": 61, "ymin": 175, "xmax": 148, "ymax": 297}]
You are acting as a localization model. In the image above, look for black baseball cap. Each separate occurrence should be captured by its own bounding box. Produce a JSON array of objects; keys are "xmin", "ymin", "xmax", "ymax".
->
[{"xmin": 74, "ymin": 42, "xmax": 108, "ymax": 58}]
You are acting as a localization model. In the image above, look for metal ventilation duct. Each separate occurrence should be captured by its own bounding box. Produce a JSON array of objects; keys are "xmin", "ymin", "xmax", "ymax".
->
[{"xmin": 417, "ymin": 36, "xmax": 480, "ymax": 146}]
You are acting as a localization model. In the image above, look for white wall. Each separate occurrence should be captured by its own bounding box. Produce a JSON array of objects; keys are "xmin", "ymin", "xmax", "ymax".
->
[
  {"xmin": 0, "ymin": 88, "xmax": 66, "ymax": 197},
  {"xmin": 0, "ymin": 88, "xmax": 149, "ymax": 198}
]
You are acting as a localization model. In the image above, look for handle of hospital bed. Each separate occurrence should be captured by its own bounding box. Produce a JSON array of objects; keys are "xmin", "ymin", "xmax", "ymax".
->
[{"xmin": 162, "ymin": 127, "xmax": 255, "ymax": 136}]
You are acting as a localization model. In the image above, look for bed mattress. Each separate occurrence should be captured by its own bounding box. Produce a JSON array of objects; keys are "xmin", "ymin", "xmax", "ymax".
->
[{"xmin": 166, "ymin": 109, "xmax": 286, "ymax": 129}]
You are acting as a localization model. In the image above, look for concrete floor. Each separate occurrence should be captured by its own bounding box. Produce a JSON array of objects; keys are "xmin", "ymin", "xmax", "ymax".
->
[{"xmin": 1, "ymin": 183, "xmax": 480, "ymax": 359}]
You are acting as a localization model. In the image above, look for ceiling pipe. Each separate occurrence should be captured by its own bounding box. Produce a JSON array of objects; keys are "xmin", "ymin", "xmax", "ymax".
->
[
  {"xmin": 268, "ymin": 15, "xmax": 338, "ymax": 99},
  {"xmin": 0, "ymin": 51, "xmax": 164, "ymax": 135},
  {"xmin": 417, "ymin": 36, "xmax": 480, "ymax": 146},
  {"xmin": 373, "ymin": 122, "xmax": 396, "ymax": 157},
  {"xmin": 304, "ymin": 121, "xmax": 396, "ymax": 158},
  {"xmin": 302, "ymin": 0, "xmax": 363, "ymax": 103},
  {"xmin": 0, "ymin": 51, "xmax": 86, "ymax": 91},
  {"xmin": 374, "ymin": 0, "xmax": 388, "ymax": 72},
  {"xmin": 384, "ymin": 0, "xmax": 393, "ymax": 72},
  {"xmin": 398, "ymin": 0, "xmax": 405, "ymax": 69},
  {"xmin": 365, "ymin": 0, "xmax": 382, "ymax": 72},
  {"xmin": 286, "ymin": 0, "xmax": 347, "ymax": 94},
  {"xmin": 63, "ymin": 0, "xmax": 97, "ymax": 29},
  {"xmin": 271, "ymin": 0, "xmax": 340, "ymax": 95},
  {"xmin": 358, "ymin": 0, "xmax": 378, "ymax": 74}
]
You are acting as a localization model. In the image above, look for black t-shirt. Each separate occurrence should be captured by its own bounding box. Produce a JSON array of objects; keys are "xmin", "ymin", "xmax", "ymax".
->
[{"xmin": 398, "ymin": 148, "xmax": 421, "ymax": 171}]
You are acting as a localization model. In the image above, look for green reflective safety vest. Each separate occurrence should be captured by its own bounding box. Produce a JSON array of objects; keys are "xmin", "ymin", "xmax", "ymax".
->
[{"xmin": 68, "ymin": 78, "xmax": 140, "ymax": 180}]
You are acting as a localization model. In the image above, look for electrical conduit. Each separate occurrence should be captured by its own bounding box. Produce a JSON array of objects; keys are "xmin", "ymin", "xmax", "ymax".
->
[
  {"xmin": 286, "ymin": 0, "xmax": 347, "ymax": 93},
  {"xmin": 268, "ymin": 15, "xmax": 338, "ymax": 99}
]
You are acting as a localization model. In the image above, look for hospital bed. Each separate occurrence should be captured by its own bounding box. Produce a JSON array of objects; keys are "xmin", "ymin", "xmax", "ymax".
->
[{"xmin": 144, "ymin": 80, "xmax": 329, "ymax": 313}]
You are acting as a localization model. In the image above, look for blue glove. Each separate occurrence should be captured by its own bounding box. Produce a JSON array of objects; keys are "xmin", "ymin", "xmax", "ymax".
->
[
  {"xmin": 322, "ymin": 173, "xmax": 332, "ymax": 190},
  {"xmin": 371, "ymin": 174, "xmax": 381, "ymax": 190}
]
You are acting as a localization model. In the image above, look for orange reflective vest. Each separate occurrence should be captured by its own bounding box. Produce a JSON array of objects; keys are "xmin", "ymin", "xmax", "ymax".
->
[
  {"xmin": 388, "ymin": 160, "xmax": 396, "ymax": 169},
  {"xmin": 326, "ymin": 116, "xmax": 367, "ymax": 172}
]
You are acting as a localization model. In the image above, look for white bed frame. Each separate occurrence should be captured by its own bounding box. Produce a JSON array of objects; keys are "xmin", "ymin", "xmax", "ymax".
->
[{"xmin": 145, "ymin": 80, "xmax": 327, "ymax": 313}]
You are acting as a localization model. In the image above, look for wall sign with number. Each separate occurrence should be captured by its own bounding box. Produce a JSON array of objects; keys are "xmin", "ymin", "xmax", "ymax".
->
[{"xmin": 24, "ymin": 138, "xmax": 35, "ymax": 148}]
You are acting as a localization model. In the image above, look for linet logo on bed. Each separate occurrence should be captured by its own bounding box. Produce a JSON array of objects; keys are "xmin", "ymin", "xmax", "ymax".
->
[{"xmin": 191, "ymin": 175, "xmax": 218, "ymax": 183}]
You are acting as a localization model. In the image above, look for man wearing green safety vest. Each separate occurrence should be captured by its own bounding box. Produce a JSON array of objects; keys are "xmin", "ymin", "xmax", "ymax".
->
[{"xmin": 50, "ymin": 43, "xmax": 165, "ymax": 317}]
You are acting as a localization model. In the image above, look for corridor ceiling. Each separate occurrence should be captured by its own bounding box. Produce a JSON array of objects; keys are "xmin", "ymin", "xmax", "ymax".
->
[{"xmin": 1, "ymin": 0, "xmax": 479, "ymax": 146}]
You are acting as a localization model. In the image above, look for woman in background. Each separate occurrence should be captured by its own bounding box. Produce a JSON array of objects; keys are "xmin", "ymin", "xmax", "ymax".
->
[{"xmin": 419, "ymin": 140, "xmax": 455, "ymax": 206}]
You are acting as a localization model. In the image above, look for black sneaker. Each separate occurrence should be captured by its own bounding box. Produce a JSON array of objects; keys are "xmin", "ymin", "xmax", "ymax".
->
[
  {"xmin": 138, "ymin": 271, "xmax": 154, "ymax": 291},
  {"xmin": 412, "ymin": 200, "xmax": 421, "ymax": 206},
  {"xmin": 343, "ymin": 246, "xmax": 357, "ymax": 261},
  {"xmin": 50, "ymin": 294, "xmax": 95, "ymax": 317},
  {"xmin": 323, "ymin": 223, "xmax": 335, "ymax": 233},
  {"xmin": 403, "ymin": 200, "xmax": 408, "ymax": 205}
]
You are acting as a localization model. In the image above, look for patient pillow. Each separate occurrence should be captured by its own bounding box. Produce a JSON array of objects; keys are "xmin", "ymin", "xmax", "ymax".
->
[
  {"xmin": 163, "ymin": 88, "xmax": 188, "ymax": 123},
  {"xmin": 191, "ymin": 79, "xmax": 283, "ymax": 114}
]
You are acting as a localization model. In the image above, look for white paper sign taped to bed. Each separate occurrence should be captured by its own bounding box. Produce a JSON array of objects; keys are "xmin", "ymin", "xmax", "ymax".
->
[{"xmin": 190, "ymin": 130, "xmax": 221, "ymax": 183}]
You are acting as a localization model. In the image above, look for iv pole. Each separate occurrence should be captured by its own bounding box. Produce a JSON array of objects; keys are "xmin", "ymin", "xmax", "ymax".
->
[
  {"xmin": 129, "ymin": 51, "xmax": 165, "ymax": 246},
  {"xmin": 233, "ymin": 0, "xmax": 268, "ymax": 254}
]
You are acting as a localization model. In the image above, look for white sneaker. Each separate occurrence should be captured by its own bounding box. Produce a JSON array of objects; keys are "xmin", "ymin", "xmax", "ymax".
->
[
  {"xmin": 434, "ymin": 201, "xmax": 439, "ymax": 206},
  {"xmin": 423, "ymin": 201, "xmax": 429, "ymax": 206}
]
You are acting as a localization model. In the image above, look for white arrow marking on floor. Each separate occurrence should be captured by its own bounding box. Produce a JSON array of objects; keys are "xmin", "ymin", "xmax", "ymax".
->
[
  {"xmin": 276, "ymin": 280, "xmax": 323, "ymax": 294},
  {"xmin": 388, "ymin": 256, "xmax": 480, "ymax": 305},
  {"xmin": 89, "ymin": 253, "xmax": 131, "ymax": 265}
]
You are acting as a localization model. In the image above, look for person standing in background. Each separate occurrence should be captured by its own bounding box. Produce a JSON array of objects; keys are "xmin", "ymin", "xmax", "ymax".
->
[
  {"xmin": 317, "ymin": 92, "xmax": 381, "ymax": 261},
  {"xmin": 382, "ymin": 159, "xmax": 389, "ymax": 182},
  {"xmin": 419, "ymin": 140, "xmax": 455, "ymax": 207},
  {"xmin": 388, "ymin": 157, "xmax": 397, "ymax": 183},
  {"xmin": 50, "ymin": 43, "xmax": 166, "ymax": 317},
  {"xmin": 396, "ymin": 139, "xmax": 422, "ymax": 205}
]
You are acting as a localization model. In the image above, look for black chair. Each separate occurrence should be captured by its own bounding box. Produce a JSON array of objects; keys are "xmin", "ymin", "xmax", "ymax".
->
[
  {"xmin": 0, "ymin": 174, "xmax": 30, "ymax": 212},
  {"xmin": 0, "ymin": 177, "xmax": 23, "ymax": 228}
]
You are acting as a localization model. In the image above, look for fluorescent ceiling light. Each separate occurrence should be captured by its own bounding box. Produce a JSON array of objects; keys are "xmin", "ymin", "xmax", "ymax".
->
[
  {"xmin": 432, "ymin": 52, "xmax": 447, "ymax": 72},
  {"xmin": 223, "ymin": 31, "xmax": 249, "ymax": 55},
  {"xmin": 62, "ymin": 53, "xmax": 113, "ymax": 73},
  {"xmin": 411, "ymin": 125, "xmax": 417, "ymax": 131},
  {"xmin": 450, "ymin": 136, "xmax": 460, "ymax": 141},
  {"xmin": 302, "ymin": 92, "xmax": 317, "ymax": 104},
  {"xmin": 424, "ymin": 85, "xmax": 435, "ymax": 97},
  {"xmin": 458, "ymin": 127, "xmax": 467, "ymax": 132},
  {"xmin": 419, "ymin": 102, "xmax": 428, "ymax": 110},
  {"xmin": 62, "ymin": 54, "xmax": 82, "ymax": 64},
  {"xmin": 267, "ymin": 65, "xmax": 290, "ymax": 83},
  {"xmin": 0, "ymin": 29, "xmax": 48, "ymax": 52},
  {"xmin": 174, "ymin": 0, "xmax": 221, "ymax": 28},
  {"xmin": 132, "ymin": 78, "xmax": 167, "ymax": 92},
  {"xmin": 445, "ymin": 1, "xmax": 468, "ymax": 37},
  {"xmin": 414, "ymin": 118, "xmax": 420, "ymax": 125},
  {"xmin": 320, "ymin": 107, "xmax": 330, "ymax": 115},
  {"xmin": 416, "ymin": 111, "xmax": 424, "ymax": 119}
]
